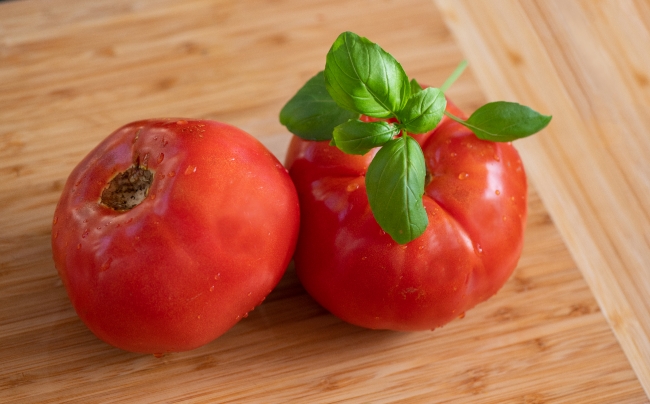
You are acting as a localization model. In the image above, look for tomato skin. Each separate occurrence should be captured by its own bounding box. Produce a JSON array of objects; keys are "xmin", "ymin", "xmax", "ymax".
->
[
  {"xmin": 52, "ymin": 119, "xmax": 300, "ymax": 354},
  {"xmin": 286, "ymin": 101, "xmax": 527, "ymax": 331}
]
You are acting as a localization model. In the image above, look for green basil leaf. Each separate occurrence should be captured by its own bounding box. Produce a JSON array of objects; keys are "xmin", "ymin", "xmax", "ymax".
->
[
  {"xmin": 279, "ymin": 71, "xmax": 359, "ymax": 141},
  {"xmin": 324, "ymin": 31, "xmax": 410, "ymax": 119},
  {"xmin": 410, "ymin": 78, "xmax": 423, "ymax": 95},
  {"xmin": 366, "ymin": 135, "xmax": 428, "ymax": 244},
  {"xmin": 333, "ymin": 120, "xmax": 399, "ymax": 155},
  {"xmin": 397, "ymin": 87, "xmax": 447, "ymax": 134},
  {"xmin": 450, "ymin": 101, "xmax": 552, "ymax": 142}
]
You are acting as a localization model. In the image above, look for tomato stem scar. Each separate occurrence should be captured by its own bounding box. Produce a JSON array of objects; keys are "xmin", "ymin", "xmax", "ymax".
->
[{"xmin": 100, "ymin": 164, "xmax": 153, "ymax": 211}]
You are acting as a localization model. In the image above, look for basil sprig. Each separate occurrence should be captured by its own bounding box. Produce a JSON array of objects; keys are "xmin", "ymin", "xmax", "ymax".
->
[{"xmin": 279, "ymin": 31, "xmax": 551, "ymax": 244}]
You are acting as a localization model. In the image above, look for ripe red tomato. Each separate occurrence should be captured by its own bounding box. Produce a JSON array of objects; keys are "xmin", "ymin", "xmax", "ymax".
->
[
  {"xmin": 285, "ymin": 101, "xmax": 527, "ymax": 331},
  {"xmin": 52, "ymin": 119, "xmax": 300, "ymax": 354}
]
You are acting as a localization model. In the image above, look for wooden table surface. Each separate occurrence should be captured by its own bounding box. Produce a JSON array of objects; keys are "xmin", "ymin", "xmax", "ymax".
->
[{"xmin": 1, "ymin": 0, "xmax": 648, "ymax": 402}]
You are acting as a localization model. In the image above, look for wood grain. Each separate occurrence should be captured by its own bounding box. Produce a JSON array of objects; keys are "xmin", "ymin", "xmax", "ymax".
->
[
  {"xmin": 0, "ymin": 0, "xmax": 646, "ymax": 402},
  {"xmin": 434, "ymin": 0, "xmax": 650, "ymax": 398}
]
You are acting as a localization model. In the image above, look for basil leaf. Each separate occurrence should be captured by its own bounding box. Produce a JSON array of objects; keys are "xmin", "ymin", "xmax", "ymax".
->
[
  {"xmin": 410, "ymin": 78, "xmax": 423, "ymax": 95},
  {"xmin": 449, "ymin": 101, "xmax": 552, "ymax": 142},
  {"xmin": 279, "ymin": 71, "xmax": 359, "ymax": 141},
  {"xmin": 324, "ymin": 31, "xmax": 410, "ymax": 119},
  {"xmin": 333, "ymin": 120, "xmax": 399, "ymax": 155},
  {"xmin": 397, "ymin": 87, "xmax": 447, "ymax": 134},
  {"xmin": 366, "ymin": 135, "xmax": 428, "ymax": 244}
]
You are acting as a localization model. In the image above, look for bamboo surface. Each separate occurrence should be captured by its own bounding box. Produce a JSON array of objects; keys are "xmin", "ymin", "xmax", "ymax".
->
[
  {"xmin": 434, "ymin": 0, "xmax": 650, "ymax": 398},
  {"xmin": 0, "ymin": 0, "xmax": 647, "ymax": 402}
]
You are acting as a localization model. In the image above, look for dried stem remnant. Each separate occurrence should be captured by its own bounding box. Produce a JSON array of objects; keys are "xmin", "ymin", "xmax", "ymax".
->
[{"xmin": 100, "ymin": 165, "xmax": 153, "ymax": 211}]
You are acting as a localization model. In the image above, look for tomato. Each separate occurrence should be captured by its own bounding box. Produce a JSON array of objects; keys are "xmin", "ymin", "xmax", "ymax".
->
[
  {"xmin": 285, "ymin": 101, "xmax": 527, "ymax": 331},
  {"xmin": 52, "ymin": 119, "xmax": 300, "ymax": 354}
]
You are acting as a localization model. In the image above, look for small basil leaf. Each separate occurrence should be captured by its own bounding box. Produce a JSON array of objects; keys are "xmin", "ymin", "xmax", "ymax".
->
[
  {"xmin": 452, "ymin": 101, "xmax": 552, "ymax": 142},
  {"xmin": 366, "ymin": 135, "xmax": 428, "ymax": 244},
  {"xmin": 324, "ymin": 31, "xmax": 410, "ymax": 119},
  {"xmin": 333, "ymin": 120, "xmax": 399, "ymax": 155},
  {"xmin": 410, "ymin": 78, "xmax": 423, "ymax": 95},
  {"xmin": 280, "ymin": 71, "xmax": 359, "ymax": 141},
  {"xmin": 397, "ymin": 87, "xmax": 447, "ymax": 134}
]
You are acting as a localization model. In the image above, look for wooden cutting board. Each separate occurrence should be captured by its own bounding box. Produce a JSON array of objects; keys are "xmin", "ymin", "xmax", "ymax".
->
[
  {"xmin": 434, "ymin": 0, "xmax": 650, "ymax": 399},
  {"xmin": 0, "ymin": 0, "xmax": 647, "ymax": 402}
]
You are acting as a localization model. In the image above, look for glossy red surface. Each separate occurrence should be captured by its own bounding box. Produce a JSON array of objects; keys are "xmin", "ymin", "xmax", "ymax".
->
[
  {"xmin": 286, "ymin": 102, "xmax": 527, "ymax": 331},
  {"xmin": 52, "ymin": 119, "xmax": 300, "ymax": 354}
]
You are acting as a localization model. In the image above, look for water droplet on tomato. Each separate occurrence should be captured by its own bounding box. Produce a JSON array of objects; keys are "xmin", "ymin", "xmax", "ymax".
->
[
  {"xmin": 346, "ymin": 183, "xmax": 359, "ymax": 192},
  {"xmin": 361, "ymin": 256, "xmax": 368, "ymax": 260},
  {"xmin": 450, "ymin": 152, "xmax": 457, "ymax": 157},
  {"xmin": 53, "ymin": 216, "xmax": 58, "ymax": 225},
  {"xmin": 100, "ymin": 258, "xmax": 113, "ymax": 272},
  {"xmin": 81, "ymin": 229, "xmax": 89, "ymax": 238},
  {"xmin": 184, "ymin": 165, "xmax": 197, "ymax": 175},
  {"xmin": 150, "ymin": 194, "xmax": 156, "ymax": 200},
  {"xmin": 458, "ymin": 312, "xmax": 466, "ymax": 319},
  {"xmin": 494, "ymin": 154, "xmax": 501, "ymax": 162},
  {"xmin": 215, "ymin": 273, "xmax": 221, "ymax": 280},
  {"xmin": 76, "ymin": 243, "xmax": 81, "ymax": 250},
  {"xmin": 209, "ymin": 285, "xmax": 215, "ymax": 292},
  {"xmin": 503, "ymin": 215, "xmax": 508, "ymax": 221},
  {"xmin": 243, "ymin": 313, "xmax": 249, "ymax": 318},
  {"xmin": 495, "ymin": 190, "xmax": 501, "ymax": 196},
  {"xmin": 54, "ymin": 231, "xmax": 59, "ymax": 239},
  {"xmin": 418, "ymin": 245, "xmax": 424, "ymax": 250},
  {"xmin": 168, "ymin": 171, "xmax": 176, "ymax": 177},
  {"xmin": 176, "ymin": 120, "xmax": 188, "ymax": 125},
  {"xmin": 157, "ymin": 153, "xmax": 164, "ymax": 163},
  {"xmin": 247, "ymin": 292, "xmax": 252, "ymax": 297},
  {"xmin": 458, "ymin": 172, "xmax": 469, "ymax": 180},
  {"xmin": 153, "ymin": 353, "xmax": 164, "ymax": 358},
  {"xmin": 475, "ymin": 244, "xmax": 483, "ymax": 254}
]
